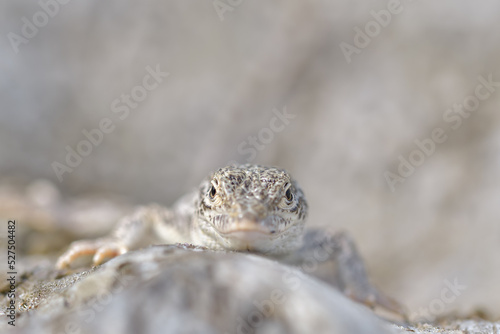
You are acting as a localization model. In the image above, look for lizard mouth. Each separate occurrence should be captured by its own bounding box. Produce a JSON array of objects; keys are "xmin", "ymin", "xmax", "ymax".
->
[
  {"xmin": 219, "ymin": 221, "xmax": 274, "ymax": 235},
  {"xmin": 211, "ymin": 215, "xmax": 289, "ymax": 252},
  {"xmin": 215, "ymin": 215, "xmax": 283, "ymax": 237},
  {"xmin": 217, "ymin": 219, "xmax": 277, "ymax": 251}
]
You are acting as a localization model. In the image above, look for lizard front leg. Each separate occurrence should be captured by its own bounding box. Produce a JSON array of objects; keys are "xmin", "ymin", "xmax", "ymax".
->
[
  {"xmin": 56, "ymin": 204, "xmax": 172, "ymax": 269},
  {"xmin": 283, "ymin": 229, "xmax": 405, "ymax": 316}
]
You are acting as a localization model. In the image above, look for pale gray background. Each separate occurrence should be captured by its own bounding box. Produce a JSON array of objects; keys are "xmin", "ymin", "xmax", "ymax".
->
[{"xmin": 1, "ymin": 0, "xmax": 500, "ymax": 319}]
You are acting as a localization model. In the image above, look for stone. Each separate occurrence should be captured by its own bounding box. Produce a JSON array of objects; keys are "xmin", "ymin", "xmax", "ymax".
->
[{"xmin": 1, "ymin": 245, "xmax": 397, "ymax": 334}]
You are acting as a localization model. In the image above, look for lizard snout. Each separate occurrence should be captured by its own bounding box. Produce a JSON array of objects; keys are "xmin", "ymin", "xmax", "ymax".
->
[
  {"xmin": 218, "ymin": 209, "xmax": 285, "ymax": 237},
  {"xmin": 222, "ymin": 212, "xmax": 272, "ymax": 235}
]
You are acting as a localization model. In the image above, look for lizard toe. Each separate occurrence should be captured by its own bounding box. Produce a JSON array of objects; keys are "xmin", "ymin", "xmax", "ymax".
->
[
  {"xmin": 92, "ymin": 243, "xmax": 128, "ymax": 266},
  {"xmin": 345, "ymin": 287, "xmax": 407, "ymax": 318},
  {"xmin": 56, "ymin": 240, "xmax": 102, "ymax": 269}
]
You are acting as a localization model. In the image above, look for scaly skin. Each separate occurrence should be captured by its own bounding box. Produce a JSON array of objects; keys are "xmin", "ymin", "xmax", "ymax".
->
[
  {"xmin": 56, "ymin": 164, "xmax": 405, "ymax": 316},
  {"xmin": 192, "ymin": 164, "xmax": 307, "ymax": 254}
]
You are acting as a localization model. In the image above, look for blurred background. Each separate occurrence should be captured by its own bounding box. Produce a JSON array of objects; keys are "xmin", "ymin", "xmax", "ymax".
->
[{"xmin": 0, "ymin": 0, "xmax": 499, "ymax": 321}]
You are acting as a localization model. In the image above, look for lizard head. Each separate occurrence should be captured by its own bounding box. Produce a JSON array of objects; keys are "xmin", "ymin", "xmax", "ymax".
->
[{"xmin": 194, "ymin": 164, "xmax": 308, "ymax": 254}]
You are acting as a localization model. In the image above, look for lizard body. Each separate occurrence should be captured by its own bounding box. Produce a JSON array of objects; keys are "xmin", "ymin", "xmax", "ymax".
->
[{"xmin": 56, "ymin": 164, "xmax": 403, "ymax": 315}]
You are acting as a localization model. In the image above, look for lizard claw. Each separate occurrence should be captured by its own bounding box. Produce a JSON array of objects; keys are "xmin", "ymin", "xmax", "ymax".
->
[{"xmin": 56, "ymin": 238, "xmax": 128, "ymax": 269}]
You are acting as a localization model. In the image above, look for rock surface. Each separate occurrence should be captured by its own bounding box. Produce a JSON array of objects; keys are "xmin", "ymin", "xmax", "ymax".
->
[
  {"xmin": 395, "ymin": 321, "xmax": 500, "ymax": 334},
  {"xmin": 1, "ymin": 245, "xmax": 399, "ymax": 334}
]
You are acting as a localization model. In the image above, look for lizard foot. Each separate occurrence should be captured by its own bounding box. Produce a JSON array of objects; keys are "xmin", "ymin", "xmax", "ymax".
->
[
  {"xmin": 56, "ymin": 238, "xmax": 128, "ymax": 269},
  {"xmin": 329, "ymin": 231, "xmax": 407, "ymax": 317},
  {"xmin": 344, "ymin": 285, "xmax": 407, "ymax": 318}
]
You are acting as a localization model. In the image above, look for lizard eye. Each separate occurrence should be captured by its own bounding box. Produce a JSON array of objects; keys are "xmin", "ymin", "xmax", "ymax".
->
[
  {"xmin": 208, "ymin": 185, "xmax": 217, "ymax": 199},
  {"xmin": 279, "ymin": 183, "xmax": 295, "ymax": 209}
]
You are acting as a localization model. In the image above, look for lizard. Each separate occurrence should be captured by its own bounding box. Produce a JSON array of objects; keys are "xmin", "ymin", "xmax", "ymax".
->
[{"xmin": 56, "ymin": 164, "xmax": 404, "ymax": 315}]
